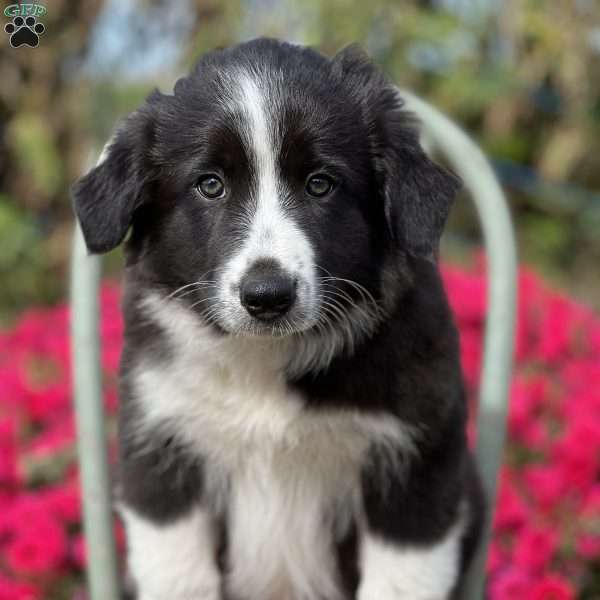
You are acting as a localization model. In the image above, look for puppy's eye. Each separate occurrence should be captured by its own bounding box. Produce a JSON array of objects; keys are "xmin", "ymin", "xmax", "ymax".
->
[
  {"xmin": 306, "ymin": 174, "xmax": 334, "ymax": 198},
  {"xmin": 196, "ymin": 174, "xmax": 226, "ymax": 199}
]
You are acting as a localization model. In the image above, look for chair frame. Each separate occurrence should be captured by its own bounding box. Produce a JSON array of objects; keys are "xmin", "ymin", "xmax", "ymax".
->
[{"xmin": 70, "ymin": 90, "xmax": 517, "ymax": 600}]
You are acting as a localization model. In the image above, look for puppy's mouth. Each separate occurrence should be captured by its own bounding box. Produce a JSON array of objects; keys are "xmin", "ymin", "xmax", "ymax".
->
[
  {"xmin": 215, "ymin": 310, "xmax": 319, "ymax": 339},
  {"xmin": 227, "ymin": 313, "xmax": 316, "ymax": 338}
]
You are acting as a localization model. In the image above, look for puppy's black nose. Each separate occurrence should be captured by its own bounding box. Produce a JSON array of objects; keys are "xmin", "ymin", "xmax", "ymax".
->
[{"xmin": 240, "ymin": 272, "xmax": 296, "ymax": 321}]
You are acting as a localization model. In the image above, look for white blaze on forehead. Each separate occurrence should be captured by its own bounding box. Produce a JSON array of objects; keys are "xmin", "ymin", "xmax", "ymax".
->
[
  {"xmin": 237, "ymin": 72, "xmax": 280, "ymax": 215},
  {"xmin": 217, "ymin": 71, "xmax": 317, "ymax": 331},
  {"xmin": 235, "ymin": 71, "xmax": 299, "ymax": 258}
]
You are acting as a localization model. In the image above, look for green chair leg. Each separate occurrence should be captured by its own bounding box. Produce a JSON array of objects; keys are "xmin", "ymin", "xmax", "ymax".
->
[{"xmin": 71, "ymin": 225, "xmax": 121, "ymax": 600}]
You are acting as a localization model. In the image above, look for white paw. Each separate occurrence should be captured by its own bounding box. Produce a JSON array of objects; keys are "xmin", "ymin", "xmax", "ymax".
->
[
  {"xmin": 357, "ymin": 529, "xmax": 462, "ymax": 600},
  {"xmin": 137, "ymin": 577, "xmax": 221, "ymax": 600},
  {"xmin": 122, "ymin": 506, "xmax": 222, "ymax": 600}
]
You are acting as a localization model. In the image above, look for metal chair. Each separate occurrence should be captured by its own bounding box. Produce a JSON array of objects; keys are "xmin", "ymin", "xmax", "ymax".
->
[{"xmin": 70, "ymin": 90, "xmax": 517, "ymax": 600}]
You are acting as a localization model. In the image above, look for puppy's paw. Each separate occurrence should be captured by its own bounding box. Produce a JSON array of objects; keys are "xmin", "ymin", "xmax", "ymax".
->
[
  {"xmin": 357, "ymin": 531, "xmax": 461, "ymax": 600},
  {"xmin": 137, "ymin": 577, "xmax": 221, "ymax": 600},
  {"xmin": 122, "ymin": 506, "xmax": 222, "ymax": 600},
  {"xmin": 358, "ymin": 580, "xmax": 453, "ymax": 600},
  {"xmin": 133, "ymin": 564, "xmax": 223, "ymax": 600}
]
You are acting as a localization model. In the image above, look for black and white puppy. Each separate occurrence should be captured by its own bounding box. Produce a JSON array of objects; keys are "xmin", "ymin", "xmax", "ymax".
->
[{"xmin": 72, "ymin": 38, "xmax": 484, "ymax": 600}]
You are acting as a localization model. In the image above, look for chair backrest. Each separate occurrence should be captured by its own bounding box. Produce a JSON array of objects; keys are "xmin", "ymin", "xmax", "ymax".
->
[{"xmin": 70, "ymin": 91, "xmax": 517, "ymax": 600}]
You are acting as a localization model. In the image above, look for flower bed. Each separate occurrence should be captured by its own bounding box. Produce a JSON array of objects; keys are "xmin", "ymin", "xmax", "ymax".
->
[{"xmin": 0, "ymin": 264, "xmax": 599, "ymax": 599}]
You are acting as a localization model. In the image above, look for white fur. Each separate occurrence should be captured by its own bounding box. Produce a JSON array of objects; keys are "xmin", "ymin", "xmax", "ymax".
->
[
  {"xmin": 126, "ymin": 293, "xmax": 417, "ymax": 600},
  {"xmin": 357, "ymin": 517, "xmax": 465, "ymax": 600},
  {"xmin": 121, "ymin": 506, "xmax": 221, "ymax": 600},
  {"xmin": 217, "ymin": 71, "xmax": 318, "ymax": 335}
]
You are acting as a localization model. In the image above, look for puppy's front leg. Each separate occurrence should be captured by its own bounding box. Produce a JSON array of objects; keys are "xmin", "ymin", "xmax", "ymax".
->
[
  {"xmin": 121, "ymin": 506, "xmax": 222, "ymax": 600},
  {"xmin": 357, "ymin": 446, "xmax": 469, "ymax": 600},
  {"xmin": 118, "ymin": 430, "xmax": 221, "ymax": 600}
]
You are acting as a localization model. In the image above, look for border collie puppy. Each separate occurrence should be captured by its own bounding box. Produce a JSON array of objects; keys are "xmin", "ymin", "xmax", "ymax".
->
[{"xmin": 72, "ymin": 38, "xmax": 484, "ymax": 600}]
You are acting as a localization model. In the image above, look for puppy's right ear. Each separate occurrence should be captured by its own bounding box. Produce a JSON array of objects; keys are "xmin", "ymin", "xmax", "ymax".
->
[{"xmin": 72, "ymin": 109, "xmax": 154, "ymax": 254}]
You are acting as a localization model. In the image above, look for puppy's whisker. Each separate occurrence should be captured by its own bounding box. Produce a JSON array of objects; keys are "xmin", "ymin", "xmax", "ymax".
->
[
  {"xmin": 319, "ymin": 276, "xmax": 382, "ymax": 312},
  {"xmin": 322, "ymin": 287, "xmax": 381, "ymax": 323},
  {"xmin": 318, "ymin": 277, "xmax": 387, "ymax": 321},
  {"xmin": 168, "ymin": 281, "xmax": 218, "ymax": 300},
  {"xmin": 314, "ymin": 264, "xmax": 335, "ymax": 279},
  {"xmin": 188, "ymin": 296, "xmax": 221, "ymax": 311},
  {"xmin": 174, "ymin": 284, "xmax": 218, "ymax": 301}
]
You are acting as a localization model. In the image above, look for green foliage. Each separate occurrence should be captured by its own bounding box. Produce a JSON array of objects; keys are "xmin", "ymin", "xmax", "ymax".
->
[
  {"xmin": 0, "ymin": 0, "xmax": 599, "ymax": 321},
  {"xmin": 9, "ymin": 113, "xmax": 63, "ymax": 196},
  {"xmin": 0, "ymin": 197, "xmax": 60, "ymax": 324}
]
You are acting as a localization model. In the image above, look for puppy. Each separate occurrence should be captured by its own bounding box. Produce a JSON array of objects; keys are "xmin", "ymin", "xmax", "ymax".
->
[{"xmin": 72, "ymin": 38, "xmax": 484, "ymax": 600}]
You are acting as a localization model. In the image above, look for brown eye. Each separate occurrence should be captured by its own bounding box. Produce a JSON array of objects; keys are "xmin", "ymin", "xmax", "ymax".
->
[
  {"xmin": 306, "ymin": 174, "xmax": 334, "ymax": 198},
  {"xmin": 196, "ymin": 174, "xmax": 226, "ymax": 199}
]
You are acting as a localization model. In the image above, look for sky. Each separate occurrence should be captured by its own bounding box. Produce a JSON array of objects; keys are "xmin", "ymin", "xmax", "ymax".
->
[{"xmin": 84, "ymin": 0, "xmax": 192, "ymax": 80}]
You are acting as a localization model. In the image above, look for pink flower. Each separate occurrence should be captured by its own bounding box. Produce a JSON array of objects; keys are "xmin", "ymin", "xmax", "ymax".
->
[
  {"xmin": 552, "ymin": 420, "xmax": 600, "ymax": 490},
  {"xmin": 508, "ymin": 377, "xmax": 550, "ymax": 448},
  {"xmin": 529, "ymin": 574, "xmax": 575, "ymax": 600},
  {"xmin": 5, "ymin": 513, "xmax": 67, "ymax": 576},
  {"xmin": 71, "ymin": 533, "xmax": 86, "ymax": 568},
  {"xmin": 487, "ymin": 543, "xmax": 506, "ymax": 573},
  {"xmin": 41, "ymin": 481, "xmax": 81, "ymax": 523},
  {"xmin": 512, "ymin": 526, "xmax": 558, "ymax": 573},
  {"xmin": 523, "ymin": 465, "xmax": 566, "ymax": 511},
  {"xmin": 0, "ymin": 575, "xmax": 40, "ymax": 600},
  {"xmin": 581, "ymin": 484, "xmax": 600, "ymax": 515},
  {"xmin": 494, "ymin": 478, "xmax": 528, "ymax": 530},
  {"xmin": 561, "ymin": 360, "xmax": 600, "ymax": 397},
  {"xmin": 537, "ymin": 293, "xmax": 589, "ymax": 363},
  {"xmin": 576, "ymin": 534, "xmax": 600, "ymax": 560},
  {"xmin": 25, "ymin": 417, "xmax": 74, "ymax": 458},
  {"xmin": 26, "ymin": 383, "xmax": 70, "ymax": 423},
  {"xmin": 0, "ymin": 419, "xmax": 21, "ymax": 489},
  {"xmin": 514, "ymin": 268, "xmax": 545, "ymax": 361},
  {"xmin": 442, "ymin": 267, "xmax": 486, "ymax": 325},
  {"xmin": 458, "ymin": 327, "xmax": 482, "ymax": 387},
  {"xmin": 489, "ymin": 567, "xmax": 533, "ymax": 600}
]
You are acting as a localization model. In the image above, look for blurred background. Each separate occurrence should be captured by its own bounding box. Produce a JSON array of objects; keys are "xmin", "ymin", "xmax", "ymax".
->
[{"xmin": 1, "ymin": 0, "xmax": 599, "ymax": 324}]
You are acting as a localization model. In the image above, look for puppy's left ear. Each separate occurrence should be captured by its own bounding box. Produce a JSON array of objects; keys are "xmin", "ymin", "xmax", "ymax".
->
[
  {"xmin": 378, "ymin": 106, "xmax": 461, "ymax": 257},
  {"xmin": 383, "ymin": 146, "xmax": 461, "ymax": 257},
  {"xmin": 331, "ymin": 46, "xmax": 460, "ymax": 256},
  {"xmin": 71, "ymin": 107, "xmax": 155, "ymax": 254}
]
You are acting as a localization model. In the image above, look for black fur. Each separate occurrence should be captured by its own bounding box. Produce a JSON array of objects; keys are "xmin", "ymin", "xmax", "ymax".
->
[{"xmin": 72, "ymin": 37, "xmax": 483, "ymax": 600}]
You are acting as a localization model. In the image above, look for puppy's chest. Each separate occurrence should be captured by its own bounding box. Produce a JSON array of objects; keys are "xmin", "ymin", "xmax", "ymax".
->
[
  {"xmin": 134, "ymin": 349, "xmax": 370, "ymax": 599},
  {"xmin": 135, "ymin": 339, "xmax": 382, "ymax": 465},
  {"xmin": 223, "ymin": 442, "xmax": 358, "ymax": 600},
  {"xmin": 132, "ymin": 330, "xmax": 414, "ymax": 599}
]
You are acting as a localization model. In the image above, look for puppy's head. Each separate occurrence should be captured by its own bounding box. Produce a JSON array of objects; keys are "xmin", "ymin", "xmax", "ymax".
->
[{"xmin": 72, "ymin": 39, "xmax": 459, "ymax": 339}]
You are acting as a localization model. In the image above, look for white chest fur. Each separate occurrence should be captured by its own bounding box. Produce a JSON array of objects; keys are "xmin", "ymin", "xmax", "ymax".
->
[{"xmin": 128, "ymin": 295, "xmax": 414, "ymax": 600}]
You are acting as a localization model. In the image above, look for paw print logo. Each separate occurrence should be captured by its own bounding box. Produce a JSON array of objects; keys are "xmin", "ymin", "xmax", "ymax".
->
[{"xmin": 4, "ymin": 15, "xmax": 45, "ymax": 48}]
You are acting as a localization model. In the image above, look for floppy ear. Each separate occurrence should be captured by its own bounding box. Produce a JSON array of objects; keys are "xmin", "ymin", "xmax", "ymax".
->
[
  {"xmin": 71, "ymin": 109, "xmax": 155, "ymax": 254},
  {"xmin": 381, "ymin": 139, "xmax": 461, "ymax": 257},
  {"xmin": 331, "ymin": 45, "xmax": 461, "ymax": 257}
]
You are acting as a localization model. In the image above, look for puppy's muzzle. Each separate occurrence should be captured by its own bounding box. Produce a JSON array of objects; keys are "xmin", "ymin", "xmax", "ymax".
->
[{"xmin": 240, "ymin": 263, "xmax": 297, "ymax": 321}]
